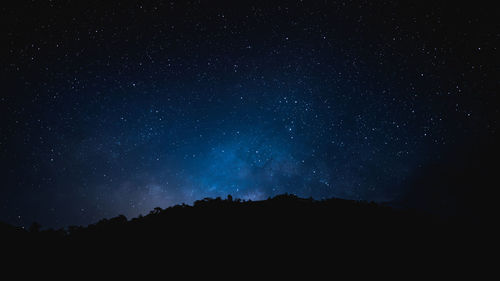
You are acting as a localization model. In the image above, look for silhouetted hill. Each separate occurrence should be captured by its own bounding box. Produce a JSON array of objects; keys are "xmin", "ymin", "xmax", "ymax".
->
[
  {"xmin": 1, "ymin": 195, "xmax": 460, "ymax": 247},
  {"xmin": 2, "ymin": 194, "xmax": 489, "ymax": 274}
]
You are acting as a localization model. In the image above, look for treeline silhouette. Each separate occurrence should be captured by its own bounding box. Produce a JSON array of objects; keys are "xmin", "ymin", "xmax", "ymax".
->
[
  {"xmin": 2, "ymin": 193, "xmax": 488, "ymax": 273},
  {"xmin": 3, "ymin": 194, "xmax": 457, "ymax": 248}
]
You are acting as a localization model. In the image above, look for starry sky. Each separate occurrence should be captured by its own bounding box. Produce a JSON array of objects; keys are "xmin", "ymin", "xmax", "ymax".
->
[{"xmin": 1, "ymin": 1, "xmax": 498, "ymax": 228}]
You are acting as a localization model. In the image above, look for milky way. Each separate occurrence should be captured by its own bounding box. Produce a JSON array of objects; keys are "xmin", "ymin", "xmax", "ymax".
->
[{"xmin": 1, "ymin": 1, "xmax": 497, "ymax": 228}]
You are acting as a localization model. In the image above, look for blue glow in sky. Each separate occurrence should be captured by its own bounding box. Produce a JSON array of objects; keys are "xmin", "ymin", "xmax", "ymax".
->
[{"xmin": 1, "ymin": 1, "xmax": 496, "ymax": 228}]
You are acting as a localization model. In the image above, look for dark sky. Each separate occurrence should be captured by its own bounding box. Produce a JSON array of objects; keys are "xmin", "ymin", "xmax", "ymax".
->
[{"xmin": 1, "ymin": 1, "xmax": 497, "ymax": 228}]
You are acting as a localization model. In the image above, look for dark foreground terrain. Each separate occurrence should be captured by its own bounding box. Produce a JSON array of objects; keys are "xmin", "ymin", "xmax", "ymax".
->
[{"xmin": 1, "ymin": 194, "xmax": 487, "ymax": 272}]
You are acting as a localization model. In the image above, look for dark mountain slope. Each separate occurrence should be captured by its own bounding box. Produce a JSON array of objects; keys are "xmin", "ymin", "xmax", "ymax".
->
[
  {"xmin": 1, "ymin": 194, "xmax": 489, "ymax": 274},
  {"xmin": 3, "ymin": 194, "xmax": 458, "ymax": 248}
]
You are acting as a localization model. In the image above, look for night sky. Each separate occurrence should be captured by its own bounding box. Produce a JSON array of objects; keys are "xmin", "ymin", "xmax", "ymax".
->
[{"xmin": 1, "ymin": 1, "xmax": 498, "ymax": 228}]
